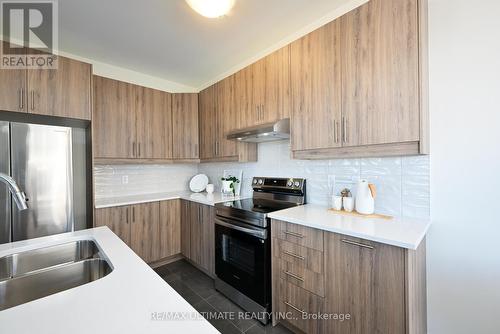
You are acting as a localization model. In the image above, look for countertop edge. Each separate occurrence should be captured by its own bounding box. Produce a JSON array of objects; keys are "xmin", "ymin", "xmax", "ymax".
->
[{"xmin": 268, "ymin": 209, "xmax": 431, "ymax": 250}]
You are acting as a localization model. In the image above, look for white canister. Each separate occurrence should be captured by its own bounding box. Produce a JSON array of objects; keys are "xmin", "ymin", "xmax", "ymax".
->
[
  {"xmin": 332, "ymin": 196, "xmax": 343, "ymax": 211},
  {"xmin": 221, "ymin": 180, "xmax": 233, "ymax": 194},
  {"xmin": 343, "ymin": 197, "xmax": 354, "ymax": 212},
  {"xmin": 206, "ymin": 184, "xmax": 214, "ymax": 194}
]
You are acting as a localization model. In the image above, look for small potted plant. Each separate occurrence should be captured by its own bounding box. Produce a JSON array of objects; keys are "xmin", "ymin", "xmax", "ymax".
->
[{"xmin": 221, "ymin": 176, "xmax": 240, "ymax": 196}]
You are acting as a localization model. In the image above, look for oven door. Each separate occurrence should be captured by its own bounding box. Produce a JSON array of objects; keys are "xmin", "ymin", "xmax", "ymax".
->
[{"xmin": 215, "ymin": 216, "xmax": 270, "ymax": 307}]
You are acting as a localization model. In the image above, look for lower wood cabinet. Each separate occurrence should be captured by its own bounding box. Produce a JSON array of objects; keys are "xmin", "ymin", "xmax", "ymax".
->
[
  {"xmin": 95, "ymin": 200, "xmax": 181, "ymax": 264},
  {"xmin": 271, "ymin": 219, "xmax": 427, "ymax": 334},
  {"xmin": 180, "ymin": 200, "xmax": 215, "ymax": 276}
]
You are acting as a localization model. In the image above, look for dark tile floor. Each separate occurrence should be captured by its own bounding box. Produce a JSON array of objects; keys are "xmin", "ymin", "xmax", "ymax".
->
[{"xmin": 154, "ymin": 260, "xmax": 293, "ymax": 334}]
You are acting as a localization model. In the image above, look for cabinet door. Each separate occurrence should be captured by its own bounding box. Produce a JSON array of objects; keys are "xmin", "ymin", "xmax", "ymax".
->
[
  {"xmin": 189, "ymin": 202, "xmax": 202, "ymax": 266},
  {"xmin": 158, "ymin": 199, "xmax": 181, "ymax": 259},
  {"xmin": 199, "ymin": 205, "xmax": 215, "ymax": 275},
  {"xmin": 94, "ymin": 206, "xmax": 131, "ymax": 245},
  {"xmin": 341, "ymin": 0, "xmax": 419, "ymax": 146},
  {"xmin": 28, "ymin": 55, "xmax": 91, "ymax": 120},
  {"xmin": 261, "ymin": 46, "xmax": 290, "ymax": 124},
  {"xmin": 172, "ymin": 93, "xmax": 199, "ymax": 159},
  {"xmin": 234, "ymin": 66, "xmax": 256, "ymax": 129},
  {"xmin": 0, "ymin": 42, "xmax": 27, "ymax": 113},
  {"xmin": 136, "ymin": 87, "xmax": 172, "ymax": 159},
  {"xmin": 180, "ymin": 200, "xmax": 191, "ymax": 258},
  {"xmin": 198, "ymin": 85, "xmax": 217, "ymax": 159},
  {"xmin": 325, "ymin": 233, "xmax": 405, "ymax": 334},
  {"xmin": 216, "ymin": 76, "xmax": 237, "ymax": 158},
  {"xmin": 93, "ymin": 76, "xmax": 136, "ymax": 158},
  {"xmin": 290, "ymin": 20, "xmax": 342, "ymax": 151},
  {"xmin": 130, "ymin": 202, "xmax": 160, "ymax": 263}
]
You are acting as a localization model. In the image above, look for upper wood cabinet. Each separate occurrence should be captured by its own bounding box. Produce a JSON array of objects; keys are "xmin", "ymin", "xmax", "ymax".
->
[
  {"xmin": 198, "ymin": 76, "xmax": 257, "ymax": 162},
  {"xmin": 93, "ymin": 76, "xmax": 136, "ymax": 159},
  {"xmin": 291, "ymin": 0, "xmax": 428, "ymax": 159},
  {"xmin": 235, "ymin": 46, "xmax": 290, "ymax": 129},
  {"xmin": 340, "ymin": 0, "xmax": 420, "ymax": 147},
  {"xmin": 0, "ymin": 45, "xmax": 91, "ymax": 120},
  {"xmin": 93, "ymin": 76, "xmax": 176, "ymax": 161},
  {"xmin": 28, "ymin": 55, "xmax": 92, "ymax": 120},
  {"xmin": 136, "ymin": 87, "xmax": 173, "ymax": 159},
  {"xmin": 172, "ymin": 93, "xmax": 199, "ymax": 160},
  {"xmin": 198, "ymin": 85, "xmax": 217, "ymax": 160},
  {"xmin": 290, "ymin": 20, "xmax": 342, "ymax": 152}
]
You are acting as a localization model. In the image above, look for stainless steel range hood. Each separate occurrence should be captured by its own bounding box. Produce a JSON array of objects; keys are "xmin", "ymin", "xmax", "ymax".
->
[{"xmin": 226, "ymin": 119, "xmax": 290, "ymax": 143}]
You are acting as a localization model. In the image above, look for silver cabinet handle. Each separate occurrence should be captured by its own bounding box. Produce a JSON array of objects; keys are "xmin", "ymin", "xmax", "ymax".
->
[
  {"xmin": 284, "ymin": 271, "xmax": 304, "ymax": 282},
  {"xmin": 132, "ymin": 207, "xmax": 135, "ymax": 223},
  {"xmin": 30, "ymin": 90, "xmax": 35, "ymax": 111},
  {"xmin": 283, "ymin": 250, "xmax": 305, "ymax": 260},
  {"xmin": 335, "ymin": 120, "xmax": 340, "ymax": 143},
  {"xmin": 342, "ymin": 116, "xmax": 348, "ymax": 143},
  {"xmin": 260, "ymin": 104, "xmax": 264, "ymax": 121},
  {"xmin": 133, "ymin": 142, "xmax": 136, "ymax": 157},
  {"xmin": 341, "ymin": 239, "xmax": 374, "ymax": 250},
  {"xmin": 283, "ymin": 230, "xmax": 304, "ymax": 238},
  {"xmin": 284, "ymin": 301, "xmax": 305, "ymax": 314},
  {"xmin": 138, "ymin": 143, "xmax": 141, "ymax": 157},
  {"xmin": 18, "ymin": 89, "xmax": 22, "ymax": 110}
]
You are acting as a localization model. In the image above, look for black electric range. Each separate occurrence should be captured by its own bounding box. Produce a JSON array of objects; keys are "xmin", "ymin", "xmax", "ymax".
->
[{"xmin": 214, "ymin": 177, "xmax": 306, "ymax": 325}]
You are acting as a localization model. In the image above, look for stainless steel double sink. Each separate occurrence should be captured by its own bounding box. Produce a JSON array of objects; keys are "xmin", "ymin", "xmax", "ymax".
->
[{"xmin": 0, "ymin": 240, "xmax": 113, "ymax": 311}]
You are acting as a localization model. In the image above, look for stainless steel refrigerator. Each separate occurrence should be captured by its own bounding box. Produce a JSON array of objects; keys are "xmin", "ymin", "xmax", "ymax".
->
[{"xmin": 0, "ymin": 121, "xmax": 87, "ymax": 244}]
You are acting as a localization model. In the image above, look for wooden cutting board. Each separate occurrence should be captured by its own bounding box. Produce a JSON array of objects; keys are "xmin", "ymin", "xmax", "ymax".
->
[{"xmin": 328, "ymin": 208, "xmax": 393, "ymax": 220}]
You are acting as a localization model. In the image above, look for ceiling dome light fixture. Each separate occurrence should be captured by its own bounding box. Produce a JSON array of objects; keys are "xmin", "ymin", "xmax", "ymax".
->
[{"xmin": 185, "ymin": 0, "xmax": 235, "ymax": 18}]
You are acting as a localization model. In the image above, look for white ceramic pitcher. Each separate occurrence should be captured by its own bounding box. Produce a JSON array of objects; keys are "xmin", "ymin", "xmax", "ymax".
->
[{"xmin": 355, "ymin": 179, "xmax": 375, "ymax": 214}]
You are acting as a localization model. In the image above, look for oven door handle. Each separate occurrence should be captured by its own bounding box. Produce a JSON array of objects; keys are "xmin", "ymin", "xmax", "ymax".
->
[{"xmin": 215, "ymin": 217, "xmax": 268, "ymax": 239}]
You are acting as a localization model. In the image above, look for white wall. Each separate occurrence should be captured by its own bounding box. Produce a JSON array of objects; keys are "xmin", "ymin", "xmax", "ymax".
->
[{"xmin": 428, "ymin": 0, "xmax": 500, "ymax": 333}]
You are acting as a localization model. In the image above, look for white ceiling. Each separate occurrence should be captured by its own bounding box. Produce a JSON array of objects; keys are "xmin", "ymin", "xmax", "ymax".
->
[{"xmin": 59, "ymin": 0, "xmax": 363, "ymax": 90}]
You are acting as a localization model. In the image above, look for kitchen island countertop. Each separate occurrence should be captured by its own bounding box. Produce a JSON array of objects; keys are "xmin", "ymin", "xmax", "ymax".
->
[{"xmin": 0, "ymin": 227, "xmax": 220, "ymax": 334}]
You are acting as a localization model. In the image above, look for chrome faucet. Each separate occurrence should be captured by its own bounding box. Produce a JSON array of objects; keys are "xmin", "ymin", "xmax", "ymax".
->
[{"xmin": 0, "ymin": 172, "xmax": 28, "ymax": 210}]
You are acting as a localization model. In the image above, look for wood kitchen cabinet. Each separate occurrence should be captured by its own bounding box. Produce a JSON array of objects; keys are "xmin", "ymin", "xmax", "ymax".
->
[
  {"xmin": 172, "ymin": 93, "xmax": 199, "ymax": 160},
  {"xmin": 94, "ymin": 205, "xmax": 131, "ymax": 245},
  {"xmin": 95, "ymin": 201, "xmax": 183, "ymax": 264},
  {"xmin": 271, "ymin": 219, "xmax": 427, "ymax": 334},
  {"xmin": 93, "ymin": 76, "xmax": 175, "ymax": 161},
  {"xmin": 340, "ymin": 0, "xmax": 420, "ymax": 148},
  {"xmin": 235, "ymin": 46, "xmax": 290, "ymax": 129},
  {"xmin": 291, "ymin": 0, "xmax": 428, "ymax": 159},
  {"xmin": 158, "ymin": 199, "xmax": 181, "ymax": 259},
  {"xmin": 290, "ymin": 20, "xmax": 342, "ymax": 152},
  {"xmin": 130, "ymin": 202, "xmax": 160, "ymax": 263},
  {"xmin": 93, "ymin": 76, "xmax": 136, "ymax": 159},
  {"xmin": 198, "ymin": 76, "xmax": 257, "ymax": 162},
  {"xmin": 28, "ymin": 55, "xmax": 92, "ymax": 120},
  {"xmin": 180, "ymin": 200, "xmax": 215, "ymax": 276},
  {"xmin": 0, "ymin": 44, "xmax": 91, "ymax": 120}
]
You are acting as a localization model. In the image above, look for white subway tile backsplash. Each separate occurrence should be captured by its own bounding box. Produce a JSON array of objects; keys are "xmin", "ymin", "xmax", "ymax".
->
[{"xmin": 93, "ymin": 142, "xmax": 430, "ymax": 219}]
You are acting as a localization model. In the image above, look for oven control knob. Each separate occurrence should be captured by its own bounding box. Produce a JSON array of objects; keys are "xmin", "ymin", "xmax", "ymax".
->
[
  {"xmin": 253, "ymin": 179, "xmax": 258, "ymax": 185},
  {"xmin": 294, "ymin": 181, "xmax": 301, "ymax": 188},
  {"xmin": 287, "ymin": 180, "xmax": 293, "ymax": 187},
  {"xmin": 258, "ymin": 179, "xmax": 264, "ymax": 185}
]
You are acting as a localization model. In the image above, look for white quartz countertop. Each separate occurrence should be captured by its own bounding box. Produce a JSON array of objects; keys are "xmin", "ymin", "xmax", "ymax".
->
[
  {"xmin": 268, "ymin": 204, "xmax": 431, "ymax": 250},
  {"xmin": 95, "ymin": 191, "xmax": 249, "ymax": 209},
  {"xmin": 0, "ymin": 227, "xmax": 220, "ymax": 334}
]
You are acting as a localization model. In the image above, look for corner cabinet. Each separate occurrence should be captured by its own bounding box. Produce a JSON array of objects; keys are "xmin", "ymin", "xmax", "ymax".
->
[
  {"xmin": 95, "ymin": 200, "xmax": 182, "ymax": 264},
  {"xmin": 271, "ymin": 219, "xmax": 427, "ymax": 334},
  {"xmin": 198, "ymin": 76, "xmax": 257, "ymax": 163},
  {"xmin": 291, "ymin": 0, "xmax": 428, "ymax": 159}
]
